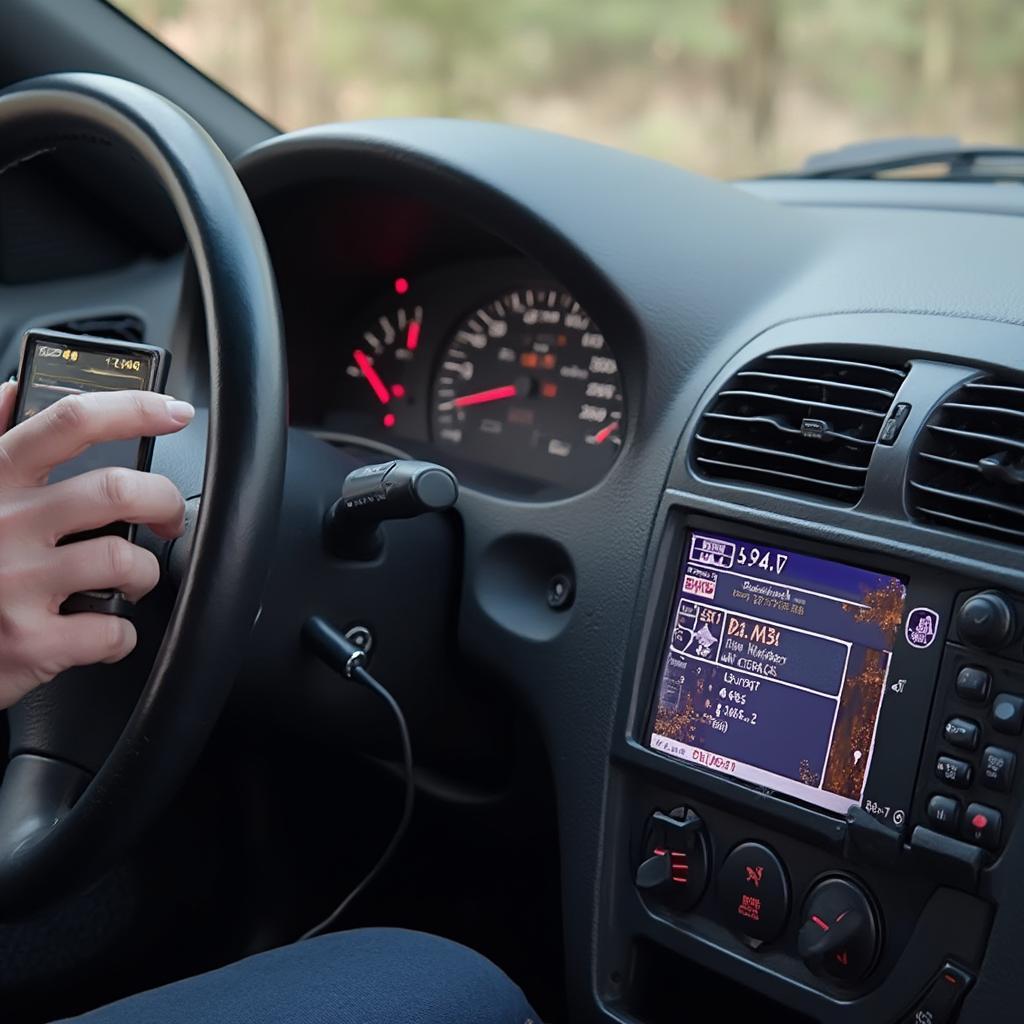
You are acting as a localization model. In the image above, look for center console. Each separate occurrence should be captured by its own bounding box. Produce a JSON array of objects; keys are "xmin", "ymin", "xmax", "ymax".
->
[{"xmin": 602, "ymin": 511, "xmax": 1023, "ymax": 1024}]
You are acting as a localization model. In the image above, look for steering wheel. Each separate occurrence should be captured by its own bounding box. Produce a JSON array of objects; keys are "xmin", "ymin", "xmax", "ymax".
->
[{"xmin": 0, "ymin": 74, "xmax": 285, "ymax": 913}]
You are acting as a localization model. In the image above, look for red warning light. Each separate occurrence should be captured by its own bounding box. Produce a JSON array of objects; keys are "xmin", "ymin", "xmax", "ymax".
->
[
  {"xmin": 394, "ymin": 277, "xmax": 410, "ymax": 295},
  {"xmin": 383, "ymin": 413, "xmax": 396, "ymax": 428},
  {"xmin": 971, "ymin": 812, "xmax": 988, "ymax": 829}
]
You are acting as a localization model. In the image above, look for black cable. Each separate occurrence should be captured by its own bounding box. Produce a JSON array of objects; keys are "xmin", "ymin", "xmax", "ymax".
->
[{"xmin": 298, "ymin": 617, "xmax": 415, "ymax": 942}]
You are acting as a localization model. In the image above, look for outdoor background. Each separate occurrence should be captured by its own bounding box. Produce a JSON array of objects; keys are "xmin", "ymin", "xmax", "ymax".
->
[{"xmin": 115, "ymin": 0, "xmax": 1024, "ymax": 177}]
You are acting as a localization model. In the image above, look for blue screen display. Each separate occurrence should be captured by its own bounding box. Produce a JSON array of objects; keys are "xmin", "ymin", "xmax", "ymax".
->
[{"xmin": 650, "ymin": 530, "xmax": 908, "ymax": 815}]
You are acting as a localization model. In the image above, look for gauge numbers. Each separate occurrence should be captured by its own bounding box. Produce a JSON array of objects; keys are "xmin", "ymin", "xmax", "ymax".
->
[{"xmin": 431, "ymin": 287, "xmax": 624, "ymax": 489}]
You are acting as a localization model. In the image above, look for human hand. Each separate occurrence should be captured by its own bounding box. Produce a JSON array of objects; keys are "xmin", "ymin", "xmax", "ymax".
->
[{"xmin": 0, "ymin": 384, "xmax": 194, "ymax": 708}]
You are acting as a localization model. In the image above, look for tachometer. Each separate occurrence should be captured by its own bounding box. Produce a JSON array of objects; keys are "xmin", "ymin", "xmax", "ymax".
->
[
  {"xmin": 344, "ymin": 302, "xmax": 423, "ymax": 431},
  {"xmin": 431, "ymin": 287, "xmax": 624, "ymax": 489}
]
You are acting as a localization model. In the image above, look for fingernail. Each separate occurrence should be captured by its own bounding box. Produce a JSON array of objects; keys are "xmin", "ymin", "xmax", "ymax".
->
[{"xmin": 165, "ymin": 399, "xmax": 195, "ymax": 424}]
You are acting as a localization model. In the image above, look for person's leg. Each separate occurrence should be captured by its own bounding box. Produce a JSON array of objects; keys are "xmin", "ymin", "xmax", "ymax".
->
[{"xmin": 55, "ymin": 928, "xmax": 539, "ymax": 1024}]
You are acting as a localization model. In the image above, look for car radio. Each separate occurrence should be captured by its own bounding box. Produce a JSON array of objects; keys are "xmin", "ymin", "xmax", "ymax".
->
[
  {"xmin": 608, "ymin": 512, "xmax": 1024, "ymax": 1014},
  {"xmin": 636, "ymin": 517, "xmax": 1024, "ymax": 877}
]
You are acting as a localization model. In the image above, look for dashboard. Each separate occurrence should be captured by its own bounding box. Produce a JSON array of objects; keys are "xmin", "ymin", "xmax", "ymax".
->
[
  {"xmin": 8, "ymin": 114, "xmax": 1024, "ymax": 1024},
  {"xmin": 234, "ymin": 125, "xmax": 1024, "ymax": 1024}
]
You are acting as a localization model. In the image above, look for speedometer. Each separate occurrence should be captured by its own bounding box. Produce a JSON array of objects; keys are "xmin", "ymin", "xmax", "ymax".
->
[{"xmin": 431, "ymin": 286, "xmax": 624, "ymax": 490}]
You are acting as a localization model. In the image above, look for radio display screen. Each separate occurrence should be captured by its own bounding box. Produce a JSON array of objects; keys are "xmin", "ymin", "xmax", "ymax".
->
[{"xmin": 649, "ymin": 529, "xmax": 909, "ymax": 816}]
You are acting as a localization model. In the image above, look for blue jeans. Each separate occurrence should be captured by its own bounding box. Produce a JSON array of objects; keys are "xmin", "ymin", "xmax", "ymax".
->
[{"xmin": 57, "ymin": 928, "xmax": 539, "ymax": 1023}]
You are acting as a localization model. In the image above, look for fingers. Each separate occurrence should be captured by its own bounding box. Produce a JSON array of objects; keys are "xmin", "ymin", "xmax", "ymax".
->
[
  {"xmin": 45, "ymin": 535, "xmax": 161, "ymax": 605},
  {"xmin": 0, "ymin": 380, "xmax": 15, "ymax": 433},
  {"xmin": 37, "ymin": 467, "xmax": 186, "ymax": 541},
  {"xmin": 0, "ymin": 390, "xmax": 194, "ymax": 486},
  {"xmin": 53, "ymin": 612, "xmax": 138, "ymax": 669},
  {"xmin": 0, "ymin": 607, "xmax": 138, "ymax": 705}
]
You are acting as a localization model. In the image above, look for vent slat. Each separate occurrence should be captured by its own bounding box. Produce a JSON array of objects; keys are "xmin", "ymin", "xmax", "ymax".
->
[
  {"xmin": 909, "ymin": 481, "xmax": 1024, "ymax": 522},
  {"xmin": 695, "ymin": 458, "xmax": 864, "ymax": 496},
  {"xmin": 927, "ymin": 423, "xmax": 1024, "ymax": 454},
  {"xmin": 735, "ymin": 370, "xmax": 898, "ymax": 400},
  {"xmin": 910, "ymin": 372, "xmax": 1024, "ymax": 546},
  {"xmin": 919, "ymin": 451, "xmax": 980, "ymax": 472},
  {"xmin": 693, "ymin": 347, "xmax": 905, "ymax": 504},
  {"xmin": 717, "ymin": 390, "xmax": 888, "ymax": 419},
  {"xmin": 764, "ymin": 353, "xmax": 908, "ymax": 381},
  {"xmin": 695, "ymin": 434, "xmax": 868, "ymax": 472},
  {"xmin": 943, "ymin": 402, "xmax": 1024, "ymax": 423},
  {"xmin": 964, "ymin": 382, "xmax": 1024, "ymax": 399},
  {"xmin": 702, "ymin": 411, "xmax": 875, "ymax": 446},
  {"xmin": 914, "ymin": 507, "xmax": 1024, "ymax": 543}
]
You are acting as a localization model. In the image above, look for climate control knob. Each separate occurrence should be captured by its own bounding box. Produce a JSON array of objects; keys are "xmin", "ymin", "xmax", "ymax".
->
[
  {"xmin": 957, "ymin": 591, "xmax": 1016, "ymax": 651},
  {"xmin": 798, "ymin": 877, "xmax": 880, "ymax": 984},
  {"xmin": 635, "ymin": 807, "xmax": 709, "ymax": 914}
]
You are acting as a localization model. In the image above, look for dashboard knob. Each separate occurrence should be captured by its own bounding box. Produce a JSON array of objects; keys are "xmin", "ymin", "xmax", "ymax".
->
[
  {"xmin": 634, "ymin": 808, "xmax": 709, "ymax": 913},
  {"xmin": 957, "ymin": 591, "xmax": 1016, "ymax": 651},
  {"xmin": 798, "ymin": 878, "xmax": 880, "ymax": 984}
]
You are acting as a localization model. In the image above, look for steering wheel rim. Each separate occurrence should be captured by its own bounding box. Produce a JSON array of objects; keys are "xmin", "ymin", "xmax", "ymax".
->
[{"xmin": 0, "ymin": 73, "xmax": 285, "ymax": 913}]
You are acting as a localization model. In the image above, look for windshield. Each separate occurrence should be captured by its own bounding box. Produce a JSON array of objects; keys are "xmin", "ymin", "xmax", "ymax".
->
[{"xmin": 113, "ymin": 1, "xmax": 1024, "ymax": 178}]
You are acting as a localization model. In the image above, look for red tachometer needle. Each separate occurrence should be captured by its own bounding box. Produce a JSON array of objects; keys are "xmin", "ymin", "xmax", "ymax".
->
[
  {"xmin": 453, "ymin": 384, "xmax": 519, "ymax": 409},
  {"xmin": 406, "ymin": 320, "xmax": 421, "ymax": 351},
  {"xmin": 353, "ymin": 349, "xmax": 390, "ymax": 405},
  {"xmin": 593, "ymin": 421, "xmax": 619, "ymax": 444}
]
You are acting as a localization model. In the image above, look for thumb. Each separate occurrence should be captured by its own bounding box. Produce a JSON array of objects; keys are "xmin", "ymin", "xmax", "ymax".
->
[{"xmin": 0, "ymin": 381, "xmax": 16, "ymax": 433}]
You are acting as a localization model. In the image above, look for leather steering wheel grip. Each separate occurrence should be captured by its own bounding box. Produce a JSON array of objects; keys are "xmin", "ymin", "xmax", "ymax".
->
[{"xmin": 0, "ymin": 74, "xmax": 286, "ymax": 913}]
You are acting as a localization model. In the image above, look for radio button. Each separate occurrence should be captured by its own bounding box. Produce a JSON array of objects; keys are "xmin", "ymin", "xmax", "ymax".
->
[
  {"xmin": 927, "ymin": 794, "xmax": 960, "ymax": 833},
  {"xmin": 981, "ymin": 746, "xmax": 1016, "ymax": 792},
  {"xmin": 962, "ymin": 803, "xmax": 1002, "ymax": 850},
  {"xmin": 943, "ymin": 717, "xmax": 979, "ymax": 751},
  {"xmin": 955, "ymin": 666, "xmax": 991, "ymax": 703},
  {"xmin": 717, "ymin": 842, "xmax": 789, "ymax": 947},
  {"xmin": 991, "ymin": 692, "xmax": 1024, "ymax": 735},
  {"xmin": 957, "ymin": 591, "xmax": 1016, "ymax": 651},
  {"xmin": 935, "ymin": 756, "xmax": 972, "ymax": 788}
]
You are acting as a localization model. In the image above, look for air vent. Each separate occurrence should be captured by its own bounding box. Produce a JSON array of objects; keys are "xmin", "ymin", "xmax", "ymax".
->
[
  {"xmin": 693, "ymin": 350, "xmax": 907, "ymax": 503},
  {"xmin": 910, "ymin": 376, "xmax": 1024, "ymax": 544},
  {"xmin": 47, "ymin": 314, "xmax": 144, "ymax": 344}
]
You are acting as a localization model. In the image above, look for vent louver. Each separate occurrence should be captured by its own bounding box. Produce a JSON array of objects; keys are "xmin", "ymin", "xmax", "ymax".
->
[
  {"xmin": 910, "ymin": 376, "xmax": 1024, "ymax": 544},
  {"xmin": 47, "ymin": 314, "xmax": 144, "ymax": 344},
  {"xmin": 693, "ymin": 350, "xmax": 907, "ymax": 503}
]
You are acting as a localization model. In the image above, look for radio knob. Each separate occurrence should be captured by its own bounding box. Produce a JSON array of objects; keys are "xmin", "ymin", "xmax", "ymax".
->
[
  {"xmin": 957, "ymin": 591, "xmax": 1016, "ymax": 651},
  {"xmin": 798, "ymin": 878, "xmax": 880, "ymax": 984}
]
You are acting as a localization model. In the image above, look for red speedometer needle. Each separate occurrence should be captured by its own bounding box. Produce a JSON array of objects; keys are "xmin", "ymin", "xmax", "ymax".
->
[
  {"xmin": 593, "ymin": 421, "xmax": 619, "ymax": 444},
  {"xmin": 453, "ymin": 384, "xmax": 519, "ymax": 409},
  {"xmin": 353, "ymin": 349, "xmax": 390, "ymax": 405}
]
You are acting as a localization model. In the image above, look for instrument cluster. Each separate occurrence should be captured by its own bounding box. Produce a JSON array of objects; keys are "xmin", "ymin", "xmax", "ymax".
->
[{"xmin": 309, "ymin": 259, "xmax": 626, "ymax": 497}]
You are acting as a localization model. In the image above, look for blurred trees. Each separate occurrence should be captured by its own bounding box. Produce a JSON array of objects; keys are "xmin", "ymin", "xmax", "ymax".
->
[{"xmin": 117, "ymin": 0, "xmax": 1024, "ymax": 176}]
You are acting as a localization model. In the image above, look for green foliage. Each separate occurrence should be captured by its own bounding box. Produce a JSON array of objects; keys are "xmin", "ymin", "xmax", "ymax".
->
[{"xmin": 114, "ymin": 0, "xmax": 1024, "ymax": 175}]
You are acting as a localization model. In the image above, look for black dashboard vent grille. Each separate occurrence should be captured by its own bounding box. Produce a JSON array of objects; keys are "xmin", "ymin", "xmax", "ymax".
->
[
  {"xmin": 693, "ymin": 350, "xmax": 907, "ymax": 503},
  {"xmin": 46, "ymin": 314, "xmax": 145, "ymax": 344},
  {"xmin": 909, "ymin": 376, "xmax": 1024, "ymax": 544}
]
